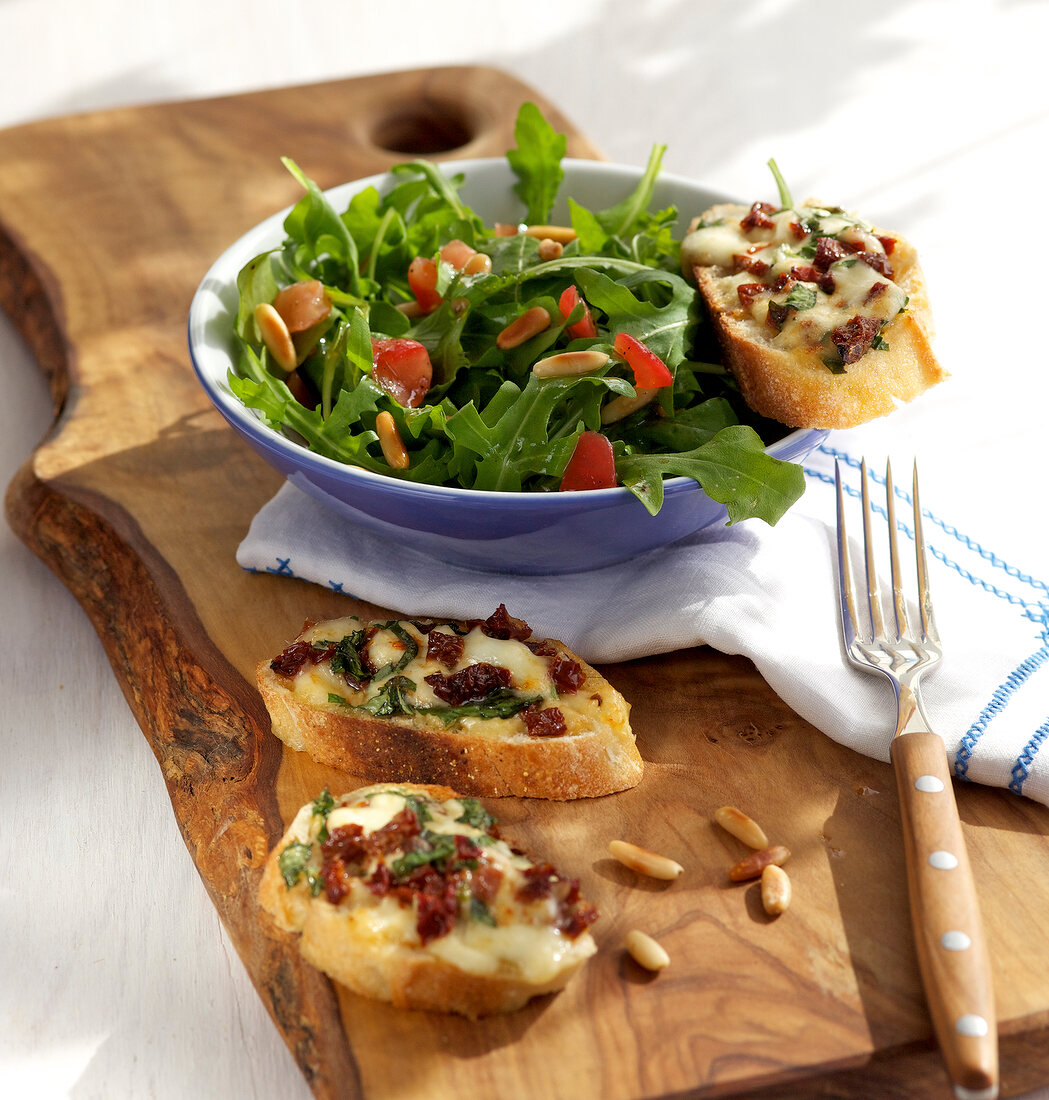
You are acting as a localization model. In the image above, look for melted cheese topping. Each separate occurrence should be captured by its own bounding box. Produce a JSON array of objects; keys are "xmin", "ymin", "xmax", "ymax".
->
[
  {"xmin": 286, "ymin": 615, "xmax": 607, "ymax": 738},
  {"xmin": 681, "ymin": 203, "xmax": 907, "ymax": 358},
  {"xmin": 282, "ymin": 786, "xmax": 596, "ymax": 984}
]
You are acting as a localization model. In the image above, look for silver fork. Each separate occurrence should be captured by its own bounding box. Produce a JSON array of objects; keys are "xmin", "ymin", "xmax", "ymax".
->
[{"xmin": 835, "ymin": 459, "xmax": 998, "ymax": 1100}]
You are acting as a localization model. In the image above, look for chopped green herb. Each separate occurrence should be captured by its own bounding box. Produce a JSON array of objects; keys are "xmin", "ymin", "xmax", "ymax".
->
[
  {"xmin": 278, "ymin": 841, "xmax": 312, "ymax": 888},
  {"xmin": 470, "ymin": 897, "xmax": 498, "ymax": 927},
  {"xmin": 359, "ymin": 675, "xmax": 417, "ymax": 717},
  {"xmin": 390, "ymin": 831, "xmax": 457, "ymax": 877},
  {"xmin": 456, "ymin": 798, "xmax": 497, "ymax": 831}
]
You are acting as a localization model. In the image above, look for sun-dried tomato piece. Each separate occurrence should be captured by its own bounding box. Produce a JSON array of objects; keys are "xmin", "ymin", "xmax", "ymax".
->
[
  {"xmin": 481, "ymin": 604, "xmax": 532, "ymax": 641},
  {"xmin": 558, "ymin": 900, "xmax": 600, "ymax": 939},
  {"xmin": 323, "ymin": 858, "xmax": 351, "ymax": 904},
  {"xmin": 856, "ymin": 250, "xmax": 894, "ymax": 279},
  {"xmin": 831, "ymin": 315, "xmax": 884, "ymax": 365},
  {"xmin": 864, "ymin": 281, "xmax": 889, "ymax": 305},
  {"xmin": 522, "ymin": 705, "xmax": 567, "ymax": 738},
  {"xmin": 270, "ymin": 638, "xmax": 334, "ymax": 678},
  {"xmin": 415, "ymin": 874, "xmax": 462, "ymax": 944},
  {"xmin": 368, "ymin": 808, "xmax": 423, "ymax": 855},
  {"xmin": 426, "ymin": 629, "xmax": 465, "ymax": 669},
  {"xmin": 517, "ymin": 862, "xmax": 559, "ymax": 900},
  {"xmin": 322, "ymin": 824, "xmax": 369, "ymax": 867},
  {"xmin": 470, "ymin": 862, "xmax": 504, "ymax": 904},
  {"xmin": 425, "ymin": 662, "xmax": 512, "ymax": 705},
  {"xmin": 813, "ymin": 236, "xmax": 849, "ymax": 272},
  {"xmin": 549, "ymin": 654, "xmax": 584, "ymax": 695},
  {"xmin": 733, "ymin": 252, "xmax": 770, "ymax": 276},
  {"xmin": 737, "ymin": 282, "xmax": 769, "ymax": 307},
  {"xmin": 740, "ymin": 201, "xmax": 776, "ymax": 231}
]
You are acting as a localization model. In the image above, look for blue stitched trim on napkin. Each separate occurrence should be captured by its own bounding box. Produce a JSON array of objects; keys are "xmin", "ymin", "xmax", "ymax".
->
[
  {"xmin": 814, "ymin": 445, "xmax": 1049, "ymax": 795},
  {"xmin": 243, "ymin": 555, "xmax": 362, "ymax": 598}
]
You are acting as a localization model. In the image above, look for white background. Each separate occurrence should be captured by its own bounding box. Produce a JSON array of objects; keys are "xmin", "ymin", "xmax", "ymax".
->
[{"xmin": 2, "ymin": 1, "xmax": 1047, "ymax": 1097}]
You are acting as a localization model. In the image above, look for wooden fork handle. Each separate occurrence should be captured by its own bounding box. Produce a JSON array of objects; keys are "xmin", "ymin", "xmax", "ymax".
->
[{"xmin": 891, "ymin": 730, "xmax": 999, "ymax": 1099}]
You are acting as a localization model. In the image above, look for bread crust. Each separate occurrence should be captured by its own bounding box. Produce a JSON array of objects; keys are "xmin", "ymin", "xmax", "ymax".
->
[
  {"xmin": 689, "ymin": 201, "xmax": 947, "ymax": 429},
  {"xmin": 258, "ymin": 782, "xmax": 597, "ymax": 1018},
  {"xmin": 257, "ymin": 626, "xmax": 641, "ymax": 800}
]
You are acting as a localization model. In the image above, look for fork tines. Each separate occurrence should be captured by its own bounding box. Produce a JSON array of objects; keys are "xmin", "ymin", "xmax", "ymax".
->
[{"xmin": 834, "ymin": 458, "xmax": 940, "ymax": 650}]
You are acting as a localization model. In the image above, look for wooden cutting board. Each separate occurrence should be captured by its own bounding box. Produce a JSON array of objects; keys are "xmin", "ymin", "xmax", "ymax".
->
[{"xmin": 3, "ymin": 66, "xmax": 1049, "ymax": 1099}]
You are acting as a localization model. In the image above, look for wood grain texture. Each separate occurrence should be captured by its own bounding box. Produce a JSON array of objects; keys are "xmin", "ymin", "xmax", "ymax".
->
[{"xmin": 2, "ymin": 66, "xmax": 1049, "ymax": 1099}]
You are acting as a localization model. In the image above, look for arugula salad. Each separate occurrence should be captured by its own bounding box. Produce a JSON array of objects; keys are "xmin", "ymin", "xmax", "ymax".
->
[{"xmin": 228, "ymin": 104, "xmax": 805, "ymax": 523}]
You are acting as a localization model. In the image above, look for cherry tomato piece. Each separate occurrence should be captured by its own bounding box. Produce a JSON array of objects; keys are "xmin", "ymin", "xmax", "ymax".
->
[
  {"xmin": 371, "ymin": 338, "xmax": 433, "ymax": 408},
  {"xmin": 613, "ymin": 332, "xmax": 674, "ymax": 388},
  {"xmin": 407, "ymin": 256, "xmax": 442, "ymax": 313},
  {"xmin": 559, "ymin": 431, "xmax": 617, "ymax": 492},
  {"xmin": 558, "ymin": 285, "xmax": 599, "ymax": 340},
  {"xmin": 273, "ymin": 280, "xmax": 332, "ymax": 333}
]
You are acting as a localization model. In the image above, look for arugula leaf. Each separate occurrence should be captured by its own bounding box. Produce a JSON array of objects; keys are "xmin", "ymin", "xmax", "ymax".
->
[
  {"xmin": 617, "ymin": 424, "xmax": 806, "ymax": 523},
  {"xmin": 767, "ymin": 157, "xmax": 794, "ymax": 209},
  {"xmin": 281, "ymin": 157, "xmax": 361, "ymax": 296},
  {"xmin": 582, "ymin": 141, "xmax": 667, "ymax": 242},
  {"xmin": 507, "ymin": 101, "xmax": 566, "ymax": 224}
]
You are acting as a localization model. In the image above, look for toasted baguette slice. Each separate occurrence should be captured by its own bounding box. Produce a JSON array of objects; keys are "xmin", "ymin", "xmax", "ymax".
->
[
  {"xmin": 681, "ymin": 198, "xmax": 946, "ymax": 428},
  {"xmin": 259, "ymin": 782, "xmax": 598, "ymax": 1017},
  {"xmin": 257, "ymin": 604, "xmax": 640, "ymax": 800}
]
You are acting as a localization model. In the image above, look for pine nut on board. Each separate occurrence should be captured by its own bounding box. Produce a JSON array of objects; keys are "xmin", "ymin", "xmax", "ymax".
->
[
  {"xmin": 626, "ymin": 930, "xmax": 670, "ymax": 971},
  {"xmin": 713, "ymin": 805, "xmax": 769, "ymax": 850},
  {"xmin": 761, "ymin": 864, "xmax": 791, "ymax": 915},
  {"xmin": 608, "ymin": 840, "xmax": 683, "ymax": 881},
  {"xmin": 728, "ymin": 845, "xmax": 790, "ymax": 882}
]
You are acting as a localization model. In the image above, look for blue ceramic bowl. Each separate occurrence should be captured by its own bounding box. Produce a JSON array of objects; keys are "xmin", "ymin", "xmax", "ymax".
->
[{"xmin": 188, "ymin": 158, "xmax": 827, "ymax": 575}]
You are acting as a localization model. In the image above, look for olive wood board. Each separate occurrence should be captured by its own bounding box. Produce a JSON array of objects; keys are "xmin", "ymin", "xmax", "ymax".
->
[{"xmin": 3, "ymin": 66, "xmax": 1049, "ymax": 1100}]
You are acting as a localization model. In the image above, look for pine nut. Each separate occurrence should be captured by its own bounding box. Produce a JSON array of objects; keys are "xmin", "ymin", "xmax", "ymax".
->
[
  {"xmin": 761, "ymin": 864, "xmax": 791, "ymax": 915},
  {"xmin": 713, "ymin": 805, "xmax": 769, "ymax": 850},
  {"xmin": 254, "ymin": 302, "xmax": 297, "ymax": 373},
  {"xmin": 537, "ymin": 238, "xmax": 563, "ymax": 261},
  {"xmin": 395, "ymin": 299, "xmax": 425, "ymax": 318},
  {"xmin": 497, "ymin": 306, "xmax": 551, "ymax": 349},
  {"xmin": 608, "ymin": 840, "xmax": 683, "ymax": 881},
  {"xmin": 523, "ymin": 224, "xmax": 577, "ymax": 244},
  {"xmin": 463, "ymin": 252, "xmax": 493, "ymax": 275},
  {"xmin": 533, "ymin": 350, "xmax": 610, "ymax": 378},
  {"xmin": 375, "ymin": 411, "xmax": 409, "ymax": 470},
  {"xmin": 728, "ymin": 845, "xmax": 790, "ymax": 882},
  {"xmin": 626, "ymin": 930, "xmax": 670, "ymax": 972},
  {"xmin": 494, "ymin": 222, "xmax": 520, "ymax": 237},
  {"xmin": 600, "ymin": 387, "xmax": 660, "ymax": 425}
]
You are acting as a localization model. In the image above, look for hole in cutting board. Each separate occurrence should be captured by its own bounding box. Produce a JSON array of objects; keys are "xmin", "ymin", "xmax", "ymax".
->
[{"xmin": 370, "ymin": 99, "xmax": 476, "ymax": 155}]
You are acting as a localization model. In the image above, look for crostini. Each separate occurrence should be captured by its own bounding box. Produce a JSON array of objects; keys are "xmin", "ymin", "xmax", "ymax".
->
[
  {"xmin": 256, "ymin": 604, "xmax": 640, "ymax": 800},
  {"xmin": 259, "ymin": 782, "xmax": 599, "ymax": 1017},
  {"xmin": 681, "ymin": 183, "xmax": 946, "ymax": 428}
]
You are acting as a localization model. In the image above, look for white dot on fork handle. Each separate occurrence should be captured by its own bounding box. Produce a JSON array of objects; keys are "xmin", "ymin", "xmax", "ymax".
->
[
  {"xmin": 955, "ymin": 1013, "xmax": 989, "ymax": 1038},
  {"xmin": 929, "ymin": 850, "xmax": 959, "ymax": 869},
  {"xmin": 942, "ymin": 930, "xmax": 972, "ymax": 951},
  {"xmin": 915, "ymin": 774, "xmax": 945, "ymax": 793}
]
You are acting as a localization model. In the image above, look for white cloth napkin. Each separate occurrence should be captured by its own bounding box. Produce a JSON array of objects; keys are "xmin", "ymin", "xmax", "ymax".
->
[{"xmin": 238, "ymin": 423, "xmax": 1049, "ymax": 806}]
